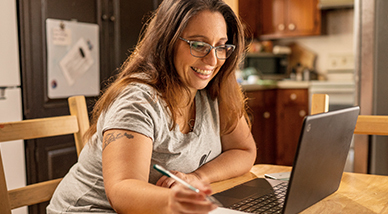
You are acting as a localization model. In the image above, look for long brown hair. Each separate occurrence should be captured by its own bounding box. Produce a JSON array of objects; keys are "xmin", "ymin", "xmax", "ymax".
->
[{"xmin": 85, "ymin": 0, "xmax": 249, "ymax": 141}]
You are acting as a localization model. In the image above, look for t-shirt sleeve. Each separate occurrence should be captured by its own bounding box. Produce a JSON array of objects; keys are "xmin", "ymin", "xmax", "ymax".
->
[{"xmin": 100, "ymin": 84, "xmax": 162, "ymax": 142}]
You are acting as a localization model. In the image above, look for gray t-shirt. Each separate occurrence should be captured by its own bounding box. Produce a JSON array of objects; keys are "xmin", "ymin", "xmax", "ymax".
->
[{"xmin": 47, "ymin": 83, "xmax": 222, "ymax": 213}]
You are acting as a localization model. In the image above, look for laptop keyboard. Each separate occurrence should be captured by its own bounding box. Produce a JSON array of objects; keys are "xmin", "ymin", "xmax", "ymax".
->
[{"xmin": 227, "ymin": 182, "xmax": 288, "ymax": 214}]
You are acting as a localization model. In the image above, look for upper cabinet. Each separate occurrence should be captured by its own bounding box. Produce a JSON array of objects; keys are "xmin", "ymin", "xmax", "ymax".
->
[
  {"xmin": 239, "ymin": 0, "xmax": 321, "ymax": 40},
  {"xmin": 224, "ymin": 0, "xmax": 239, "ymax": 15}
]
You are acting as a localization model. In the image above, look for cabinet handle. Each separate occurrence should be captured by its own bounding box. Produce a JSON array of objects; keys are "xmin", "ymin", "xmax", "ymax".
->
[
  {"xmin": 288, "ymin": 23, "xmax": 296, "ymax": 31},
  {"xmin": 278, "ymin": 24, "xmax": 285, "ymax": 31},
  {"xmin": 101, "ymin": 14, "xmax": 108, "ymax": 21},
  {"xmin": 110, "ymin": 16, "xmax": 116, "ymax": 22},
  {"xmin": 263, "ymin": 111, "xmax": 270, "ymax": 119},
  {"xmin": 290, "ymin": 93, "xmax": 297, "ymax": 100},
  {"xmin": 299, "ymin": 110, "xmax": 306, "ymax": 117}
]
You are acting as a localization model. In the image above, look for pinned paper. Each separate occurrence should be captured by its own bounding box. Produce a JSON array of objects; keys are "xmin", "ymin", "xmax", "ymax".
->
[
  {"xmin": 52, "ymin": 27, "xmax": 71, "ymax": 46},
  {"xmin": 59, "ymin": 38, "xmax": 94, "ymax": 86}
]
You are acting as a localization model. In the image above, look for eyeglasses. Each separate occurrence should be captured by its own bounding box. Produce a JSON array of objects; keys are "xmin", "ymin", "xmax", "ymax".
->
[{"xmin": 179, "ymin": 37, "xmax": 235, "ymax": 60}]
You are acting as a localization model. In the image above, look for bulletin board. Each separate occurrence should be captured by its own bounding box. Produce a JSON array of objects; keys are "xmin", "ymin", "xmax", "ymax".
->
[{"xmin": 46, "ymin": 18, "xmax": 100, "ymax": 98}]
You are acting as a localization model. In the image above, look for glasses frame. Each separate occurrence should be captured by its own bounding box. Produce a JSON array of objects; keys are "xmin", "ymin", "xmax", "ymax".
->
[{"xmin": 179, "ymin": 37, "xmax": 236, "ymax": 60}]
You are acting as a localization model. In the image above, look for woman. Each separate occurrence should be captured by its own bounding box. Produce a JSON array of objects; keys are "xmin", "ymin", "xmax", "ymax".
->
[{"xmin": 47, "ymin": 0, "xmax": 256, "ymax": 213}]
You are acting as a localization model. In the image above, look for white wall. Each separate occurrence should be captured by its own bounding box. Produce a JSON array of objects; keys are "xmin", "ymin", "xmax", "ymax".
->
[{"xmin": 278, "ymin": 9, "xmax": 355, "ymax": 75}]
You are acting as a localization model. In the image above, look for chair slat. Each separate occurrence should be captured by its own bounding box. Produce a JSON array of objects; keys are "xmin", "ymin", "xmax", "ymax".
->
[
  {"xmin": 8, "ymin": 178, "xmax": 62, "ymax": 209},
  {"xmin": 68, "ymin": 96, "xmax": 90, "ymax": 156},
  {"xmin": 0, "ymin": 115, "xmax": 78, "ymax": 142},
  {"xmin": 354, "ymin": 115, "xmax": 388, "ymax": 136},
  {"xmin": 0, "ymin": 152, "xmax": 12, "ymax": 214},
  {"xmin": 312, "ymin": 94, "xmax": 388, "ymax": 136},
  {"xmin": 311, "ymin": 94, "xmax": 329, "ymax": 115}
]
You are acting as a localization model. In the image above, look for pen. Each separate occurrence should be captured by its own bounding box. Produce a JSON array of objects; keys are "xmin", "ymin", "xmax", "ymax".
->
[
  {"xmin": 154, "ymin": 164, "xmax": 199, "ymax": 192},
  {"xmin": 153, "ymin": 164, "xmax": 223, "ymax": 206},
  {"xmin": 264, "ymin": 174, "xmax": 278, "ymax": 180}
]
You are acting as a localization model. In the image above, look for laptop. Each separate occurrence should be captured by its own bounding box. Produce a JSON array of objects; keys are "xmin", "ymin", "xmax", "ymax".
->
[{"xmin": 210, "ymin": 106, "xmax": 360, "ymax": 214}]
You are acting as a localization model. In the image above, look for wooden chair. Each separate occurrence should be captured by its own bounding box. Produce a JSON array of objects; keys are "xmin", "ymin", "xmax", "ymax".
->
[
  {"xmin": 0, "ymin": 95, "xmax": 89, "ymax": 214},
  {"xmin": 311, "ymin": 94, "xmax": 329, "ymax": 115},
  {"xmin": 311, "ymin": 93, "xmax": 388, "ymax": 135}
]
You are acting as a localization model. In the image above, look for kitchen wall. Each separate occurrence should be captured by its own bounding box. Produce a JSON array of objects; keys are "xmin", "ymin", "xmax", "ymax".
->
[{"xmin": 277, "ymin": 9, "xmax": 355, "ymax": 76}]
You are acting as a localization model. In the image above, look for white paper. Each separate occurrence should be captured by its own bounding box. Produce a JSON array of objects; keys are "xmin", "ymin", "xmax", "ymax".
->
[
  {"xmin": 209, "ymin": 207, "xmax": 246, "ymax": 214},
  {"xmin": 59, "ymin": 38, "xmax": 94, "ymax": 86},
  {"xmin": 52, "ymin": 27, "xmax": 71, "ymax": 46}
]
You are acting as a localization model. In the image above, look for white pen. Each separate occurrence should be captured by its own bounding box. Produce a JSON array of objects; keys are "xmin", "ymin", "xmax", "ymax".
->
[
  {"xmin": 153, "ymin": 164, "xmax": 223, "ymax": 206},
  {"xmin": 154, "ymin": 164, "xmax": 199, "ymax": 192}
]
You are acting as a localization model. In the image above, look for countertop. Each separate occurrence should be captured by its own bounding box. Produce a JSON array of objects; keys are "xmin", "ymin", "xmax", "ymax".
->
[{"xmin": 240, "ymin": 80, "xmax": 310, "ymax": 91}]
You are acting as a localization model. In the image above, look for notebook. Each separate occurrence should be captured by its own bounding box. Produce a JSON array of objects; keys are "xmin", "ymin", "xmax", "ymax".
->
[{"xmin": 210, "ymin": 106, "xmax": 360, "ymax": 214}]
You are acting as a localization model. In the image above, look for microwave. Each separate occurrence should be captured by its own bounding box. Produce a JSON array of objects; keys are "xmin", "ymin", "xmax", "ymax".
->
[{"xmin": 244, "ymin": 53, "xmax": 290, "ymax": 80}]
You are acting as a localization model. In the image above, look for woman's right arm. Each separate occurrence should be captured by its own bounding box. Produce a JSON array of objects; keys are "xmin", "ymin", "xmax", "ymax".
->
[{"xmin": 102, "ymin": 129, "xmax": 216, "ymax": 214}]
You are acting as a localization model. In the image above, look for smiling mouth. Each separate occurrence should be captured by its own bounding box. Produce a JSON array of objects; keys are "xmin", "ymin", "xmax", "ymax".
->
[{"xmin": 192, "ymin": 67, "xmax": 213, "ymax": 76}]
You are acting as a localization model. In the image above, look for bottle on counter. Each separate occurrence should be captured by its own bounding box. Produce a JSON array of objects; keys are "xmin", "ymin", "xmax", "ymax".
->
[
  {"xmin": 295, "ymin": 63, "xmax": 304, "ymax": 81},
  {"xmin": 303, "ymin": 68, "xmax": 310, "ymax": 81}
]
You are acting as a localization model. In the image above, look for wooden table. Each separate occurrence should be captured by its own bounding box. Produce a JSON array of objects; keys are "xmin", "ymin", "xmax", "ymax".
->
[{"xmin": 210, "ymin": 164, "xmax": 388, "ymax": 213}]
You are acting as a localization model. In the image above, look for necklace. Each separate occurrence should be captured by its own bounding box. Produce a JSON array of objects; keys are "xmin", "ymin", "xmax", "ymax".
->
[
  {"xmin": 188, "ymin": 118, "xmax": 195, "ymax": 132},
  {"xmin": 187, "ymin": 99, "xmax": 196, "ymax": 132}
]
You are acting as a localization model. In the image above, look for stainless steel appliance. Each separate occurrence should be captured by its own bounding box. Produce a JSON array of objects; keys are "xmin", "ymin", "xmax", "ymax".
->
[
  {"xmin": 0, "ymin": 1, "xmax": 27, "ymax": 214},
  {"xmin": 355, "ymin": 0, "xmax": 388, "ymax": 175},
  {"xmin": 244, "ymin": 53, "xmax": 289, "ymax": 80},
  {"xmin": 319, "ymin": 0, "xmax": 354, "ymax": 9}
]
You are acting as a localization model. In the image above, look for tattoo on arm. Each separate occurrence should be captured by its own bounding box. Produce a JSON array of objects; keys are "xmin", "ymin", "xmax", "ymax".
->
[{"xmin": 103, "ymin": 132, "xmax": 134, "ymax": 151}]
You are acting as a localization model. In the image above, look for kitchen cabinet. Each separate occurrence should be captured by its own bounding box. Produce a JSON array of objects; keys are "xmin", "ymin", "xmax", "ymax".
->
[
  {"xmin": 239, "ymin": 0, "xmax": 321, "ymax": 39},
  {"xmin": 238, "ymin": 0, "xmax": 261, "ymax": 38},
  {"xmin": 276, "ymin": 89, "xmax": 308, "ymax": 165},
  {"xmin": 245, "ymin": 88, "xmax": 308, "ymax": 165},
  {"xmin": 246, "ymin": 89, "xmax": 277, "ymax": 164}
]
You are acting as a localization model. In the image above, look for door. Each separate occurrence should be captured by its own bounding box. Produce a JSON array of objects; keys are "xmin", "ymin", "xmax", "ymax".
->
[
  {"xmin": 246, "ymin": 89, "xmax": 277, "ymax": 164},
  {"xmin": 276, "ymin": 89, "xmax": 308, "ymax": 166},
  {"xmin": 17, "ymin": 0, "xmax": 160, "ymax": 213}
]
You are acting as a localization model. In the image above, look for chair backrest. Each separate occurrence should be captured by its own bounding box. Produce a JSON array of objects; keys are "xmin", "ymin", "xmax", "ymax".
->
[
  {"xmin": 311, "ymin": 94, "xmax": 388, "ymax": 135},
  {"xmin": 311, "ymin": 94, "xmax": 329, "ymax": 115},
  {"xmin": 0, "ymin": 95, "xmax": 89, "ymax": 214}
]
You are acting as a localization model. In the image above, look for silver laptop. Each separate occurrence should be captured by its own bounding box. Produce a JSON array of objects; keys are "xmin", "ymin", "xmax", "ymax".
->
[{"xmin": 211, "ymin": 106, "xmax": 360, "ymax": 214}]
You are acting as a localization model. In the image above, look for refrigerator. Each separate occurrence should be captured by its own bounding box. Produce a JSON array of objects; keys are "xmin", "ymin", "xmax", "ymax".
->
[
  {"xmin": 0, "ymin": 0, "xmax": 28, "ymax": 213},
  {"xmin": 368, "ymin": 0, "xmax": 388, "ymax": 175},
  {"xmin": 355, "ymin": 0, "xmax": 388, "ymax": 175}
]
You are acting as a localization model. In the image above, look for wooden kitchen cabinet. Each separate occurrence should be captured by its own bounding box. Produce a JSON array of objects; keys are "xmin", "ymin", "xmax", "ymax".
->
[
  {"xmin": 238, "ymin": 0, "xmax": 261, "ymax": 38},
  {"xmin": 245, "ymin": 88, "xmax": 308, "ymax": 165},
  {"xmin": 276, "ymin": 89, "xmax": 308, "ymax": 166},
  {"xmin": 246, "ymin": 89, "xmax": 277, "ymax": 164},
  {"xmin": 239, "ymin": 0, "xmax": 321, "ymax": 39}
]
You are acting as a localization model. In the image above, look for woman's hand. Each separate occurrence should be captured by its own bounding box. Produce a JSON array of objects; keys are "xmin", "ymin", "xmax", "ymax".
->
[
  {"xmin": 156, "ymin": 170, "xmax": 207, "ymax": 189},
  {"xmin": 168, "ymin": 183, "xmax": 217, "ymax": 213},
  {"xmin": 157, "ymin": 171, "xmax": 217, "ymax": 213}
]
